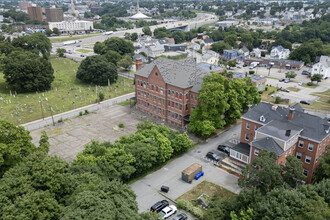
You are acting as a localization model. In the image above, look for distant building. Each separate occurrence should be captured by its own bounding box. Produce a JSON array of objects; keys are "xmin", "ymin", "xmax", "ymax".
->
[
  {"xmin": 202, "ymin": 38, "xmax": 214, "ymax": 46},
  {"xmin": 45, "ymin": 8, "xmax": 64, "ymax": 22},
  {"xmin": 19, "ymin": 2, "xmax": 30, "ymax": 11},
  {"xmin": 270, "ymin": 46, "xmax": 290, "ymax": 59},
  {"xmin": 215, "ymin": 20, "xmax": 238, "ymax": 27},
  {"xmin": 27, "ymin": 6, "xmax": 43, "ymax": 21},
  {"xmin": 197, "ymin": 62, "xmax": 223, "ymax": 73},
  {"xmin": 223, "ymin": 49, "xmax": 244, "ymax": 62},
  {"xmin": 233, "ymin": 72, "xmax": 266, "ymax": 91},
  {"xmin": 48, "ymin": 21, "xmax": 93, "ymax": 33},
  {"xmin": 164, "ymin": 44, "xmax": 186, "ymax": 52},
  {"xmin": 244, "ymin": 58, "xmax": 304, "ymax": 70},
  {"xmin": 239, "ymin": 46, "xmax": 249, "ymax": 57},
  {"xmin": 251, "ymin": 48, "xmax": 261, "ymax": 58},
  {"xmin": 312, "ymin": 55, "xmax": 330, "ymax": 78}
]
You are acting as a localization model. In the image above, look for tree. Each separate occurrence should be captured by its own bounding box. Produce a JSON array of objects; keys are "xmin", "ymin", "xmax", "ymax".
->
[
  {"xmin": 45, "ymin": 28, "xmax": 53, "ymax": 36},
  {"xmin": 211, "ymin": 42, "xmax": 231, "ymax": 54},
  {"xmin": 170, "ymin": 132, "xmax": 193, "ymax": 154},
  {"xmin": 171, "ymin": 31, "xmax": 186, "ymax": 44},
  {"xmin": 76, "ymin": 55, "xmax": 118, "ymax": 85},
  {"xmin": 281, "ymin": 155, "xmax": 305, "ymax": 188},
  {"xmin": 230, "ymin": 208, "xmax": 253, "ymax": 220},
  {"xmin": 3, "ymin": 50, "xmax": 54, "ymax": 92},
  {"xmin": 0, "ymin": 120, "xmax": 36, "ymax": 176},
  {"xmin": 52, "ymin": 27, "xmax": 60, "ymax": 36},
  {"xmin": 142, "ymin": 26, "xmax": 152, "ymax": 36},
  {"xmin": 224, "ymin": 34, "xmax": 237, "ymax": 47},
  {"xmin": 154, "ymin": 27, "xmax": 170, "ymax": 39},
  {"xmin": 117, "ymin": 54, "xmax": 132, "ymax": 71},
  {"xmin": 124, "ymin": 32, "xmax": 131, "ymax": 40},
  {"xmin": 239, "ymin": 151, "xmax": 284, "ymax": 193},
  {"xmin": 38, "ymin": 131, "xmax": 50, "ymax": 153},
  {"xmin": 102, "ymin": 37, "xmax": 134, "ymax": 56},
  {"xmin": 311, "ymin": 74, "xmax": 322, "ymax": 84},
  {"xmin": 56, "ymin": 48, "xmax": 66, "ymax": 57},
  {"xmin": 289, "ymin": 44, "xmax": 316, "ymax": 64},
  {"xmin": 228, "ymin": 60, "xmax": 236, "ymax": 69},
  {"xmin": 314, "ymin": 152, "xmax": 330, "ymax": 182},
  {"xmin": 131, "ymin": 33, "xmax": 138, "ymax": 41},
  {"xmin": 285, "ymin": 71, "xmax": 297, "ymax": 79},
  {"xmin": 103, "ymin": 50, "xmax": 122, "ymax": 65},
  {"xmin": 94, "ymin": 41, "xmax": 107, "ymax": 55},
  {"xmin": 293, "ymin": 195, "xmax": 330, "ymax": 220}
]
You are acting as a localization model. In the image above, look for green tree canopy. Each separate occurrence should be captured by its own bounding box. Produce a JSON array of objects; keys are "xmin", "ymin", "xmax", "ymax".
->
[
  {"xmin": 103, "ymin": 50, "xmax": 122, "ymax": 65},
  {"xmin": 3, "ymin": 50, "xmax": 54, "ymax": 92},
  {"xmin": 117, "ymin": 54, "xmax": 133, "ymax": 71},
  {"xmin": 94, "ymin": 37, "xmax": 134, "ymax": 56},
  {"xmin": 76, "ymin": 55, "xmax": 118, "ymax": 85},
  {"xmin": 142, "ymin": 26, "xmax": 152, "ymax": 36},
  {"xmin": 210, "ymin": 42, "xmax": 231, "ymax": 54}
]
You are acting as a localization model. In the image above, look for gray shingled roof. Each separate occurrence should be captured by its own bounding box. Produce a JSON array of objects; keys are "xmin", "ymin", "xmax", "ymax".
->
[
  {"xmin": 257, "ymin": 120, "xmax": 302, "ymax": 141},
  {"xmin": 242, "ymin": 102, "xmax": 329, "ymax": 142},
  {"xmin": 232, "ymin": 142, "xmax": 250, "ymax": 156},
  {"xmin": 252, "ymin": 137, "xmax": 284, "ymax": 156},
  {"xmin": 135, "ymin": 57, "xmax": 209, "ymax": 91}
]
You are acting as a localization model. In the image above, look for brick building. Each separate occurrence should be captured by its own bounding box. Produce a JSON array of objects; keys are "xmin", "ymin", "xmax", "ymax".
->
[
  {"xmin": 230, "ymin": 102, "xmax": 329, "ymax": 183},
  {"xmin": 45, "ymin": 8, "xmax": 64, "ymax": 22},
  {"xmin": 27, "ymin": 6, "xmax": 43, "ymax": 22},
  {"xmin": 134, "ymin": 57, "xmax": 208, "ymax": 127}
]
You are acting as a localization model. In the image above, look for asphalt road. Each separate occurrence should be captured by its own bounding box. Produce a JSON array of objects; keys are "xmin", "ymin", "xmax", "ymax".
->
[{"xmin": 131, "ymin": 123, "xmax": 241, "ymax": 214}]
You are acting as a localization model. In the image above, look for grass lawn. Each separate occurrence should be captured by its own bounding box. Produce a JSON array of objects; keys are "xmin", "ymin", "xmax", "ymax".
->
[
  {"xmin": 261, "ymin": 86, "xmax": 277, "ymax": 103},
  {"xmin": 287, "ymin": 87, "xmax": 301, "ymax": 92},
  {"xmin": 0, "ymin": 57, "xmax": 135, "ymax": 125},
  {"xmin": 49, "ymin": 33, "xmax": 101, "ymax": 43},
  {"xmin": 309, "ymin": 89, "xmax": 330, "ymax": 111},
  {"xmin": 76, "ymin": 49, "xmax": 93, "ymax": 53},
  {"xmin": 302, "ymin": 83, "xmax": 317, "ymax": 89},
  {"xmin": 177, "ymin": 180, "xmax": 236, "ymax": 203}
]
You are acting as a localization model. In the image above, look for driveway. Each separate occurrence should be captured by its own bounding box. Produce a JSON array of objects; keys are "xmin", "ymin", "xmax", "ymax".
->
[{"xmin": 131, "ymin": 124, "xmax": 242, "ymax": 213}]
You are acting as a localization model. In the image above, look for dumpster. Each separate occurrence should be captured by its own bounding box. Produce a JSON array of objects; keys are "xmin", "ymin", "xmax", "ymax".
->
[
  {"xmin": 182, "ymin": 163, "xmax": 202, "ymax": 183},
  {"xmin": 161, "ymin": 185, "xmax": 169, "ymax": 193},
  {"xmin": 195, "ymin": 171, "xmax": 204, "ymax": 180}
]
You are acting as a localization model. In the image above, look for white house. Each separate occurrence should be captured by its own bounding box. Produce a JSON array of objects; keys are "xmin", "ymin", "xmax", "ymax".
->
[
  {"xmin": 270, "ymin": 46, "xmax": 290, "ymax": 59},
  {"xmin": 312, "ymin": 56, "xmax": 330, "ymax": 79},
  {"xmin": 251, "ymin": 48, "xmax": 261, "ymax": 58}
]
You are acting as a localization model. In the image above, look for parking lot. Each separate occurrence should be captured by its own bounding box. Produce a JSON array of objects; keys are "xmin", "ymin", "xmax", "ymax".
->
[{"xmin": 131, "ymin": 124, "xmax": 242, "ymax": 215}]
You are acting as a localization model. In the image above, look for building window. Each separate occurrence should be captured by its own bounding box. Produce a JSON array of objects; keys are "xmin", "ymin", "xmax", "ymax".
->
[
  {"xmin": 308, "ymin": 143, "xmax": 314, "ymax": 151},
  {"xmin": 179, "ymin": 104, "xmax": 182, "ymax": 110},
  {"xmin": 156, "ymin": 86, "xmax": 159, "ymax": 92},
  {"xmin": 179, "ymin": 93, "xmax": 182, "ymax": 99},
  {"xmin": 296, "ymin": 152, "xmax": 302, "ymax": 159},
  {"xmin": 192, "ymin": 104, "xmax": 196, "ymax": 109},
  {"xmin": 255, "ymin": 125, "xmax": 258, "ymax": 130},
  {"xmin": 195, "ymin": 96, "xmax": 197, "ymax": 101},
  {"xmin": 158, "ymin": 108, "xmax": 161, "ymax": 114},
  {"xmin": 168, "ymin": 89, "xmax": 170, "ymax": 95},
  {"xmin": 153, "ymin": 106, "xmax": 156, "ymax": 112},
  {"xmin": 245, "ymin": 133, "xmax": 249, "ymax": 141},
  {"xmin": 303, "ymin": 169, "xmax": 308, "ymax": 176},
  {"xmin": 254, "ymin": 149, "xmax": 259, "ymax": 156},
  {"xmin": 185, "ymin": 104, "xmax": 189, "ymax": 110},
  {"xmin": 151, "ymin": 85, "xmax": 154, "ymax": 90},
  {"xmin": 175, "ymin": 113, "xmax": 178, "ymax": 119},
  {"xmin": 285, "ymin": 152, "xmax": 288, "ymax": 157},
  {"xmin": 155, "ymin": 72, "xmax": 158, "ymax": 76},
  {"xmin": 305, "ymin": 156, "xmax": 311, "ymax": 164},
  {"xmin": 298, "ymin": 140, "xmax": 304, "ymax": 148},
  {"xmin": 167, "ymin": 110, "xmax": 170, "ymax": 116},
  {"xmin": 246, "ymin": 122, "xmax": 250, "ymax": 129},
  {"xmin": 175, "ymin": 92, "xmax": 178, "ymax": 98},
  {"xmin": 168, "ymin": 100, "xmax": 170, "ymax": 106},
  {"xmin": 185, "ymin": 92, "xmax": 189, "ymax": 99}
]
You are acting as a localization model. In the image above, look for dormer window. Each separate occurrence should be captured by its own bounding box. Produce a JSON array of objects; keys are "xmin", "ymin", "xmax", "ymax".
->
[{"xmin": 260, "ymin": 115, "xmax": 266, "ymax": 122}]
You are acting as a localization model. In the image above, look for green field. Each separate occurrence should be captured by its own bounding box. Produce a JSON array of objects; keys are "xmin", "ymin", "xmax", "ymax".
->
[
  {"xmin": 0, "ymin": 57, "xmax": 135, "ymax": 125},
  {"xmin": 49, "ymin": 33, "xmax": 101, "ymax": 43},
  {"xmin": 76, "ymin": 49, "xmax": 93, "ymax": 53}
]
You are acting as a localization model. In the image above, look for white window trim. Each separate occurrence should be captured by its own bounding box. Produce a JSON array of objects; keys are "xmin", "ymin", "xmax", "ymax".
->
[
  {"xmin": 296, "ymin": 152, "xmax": 302, "ymax": 159},
  {"xmin": 308, "ymin": 143, "xmax": 314, "ymax": 151},
  {"xmin": 298, "ymin": 140, "xmax": 304, "ymax": 148},
  {"xmin": 254, "ymin": 149, "xmax": 259, "ymax": 156},
  {"xmin": 305, "ymin": 156, "xmax": 311, "ymax": 164},
  {"xmin": 245, "ymin": 133, "xmax": 249, "ymax": 141},
  {"xmin": 246, "ymin": 122, "xmax": 250, "ymax": 129}
]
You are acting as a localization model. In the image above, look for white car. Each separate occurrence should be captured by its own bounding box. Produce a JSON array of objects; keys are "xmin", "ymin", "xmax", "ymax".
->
[{"xmin": 159, "ymin": 205, "xmax": 177, "ymax": 219}]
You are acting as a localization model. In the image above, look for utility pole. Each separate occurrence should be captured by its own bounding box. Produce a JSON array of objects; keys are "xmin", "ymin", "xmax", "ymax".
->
[{"xmin": 39, "ymin": 100, "xmax": 44, "ymax": 120}]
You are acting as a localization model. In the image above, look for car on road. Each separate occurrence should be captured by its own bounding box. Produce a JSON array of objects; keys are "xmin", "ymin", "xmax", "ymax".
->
[
  {"xmin": 279, "ymin": 79, "xmax": 285, "ymax": 82},
  {"xmin": 301, "ymin": 70, "xmax": 310, "ymax": 75},
  {"xmin": 159, "ymin": 205, "xmax": 177, "ymax": 219},
  {"xmin": 284, "ymin": 78, "xmax": 290, "ymax": 83},
  {"xmin": 80, "ymin": 55, "xmax": 85, "ymax": 57},
  {"xmin": 206, "ymin": 152, "xmax": 221, "ymax": 161},
  {"xmin": 172, "ymin": 213, "xmax": 188, "ymax": 220},
  {"xmin": 300, "ymin": 100, "xmax": 311, "ymax": 105},
  {"xmin": 76, "ymin": 45, "xmax": 80, "ymax": 47},
  {"xmin": 150, "ymin": 200, "xmax": 169, "ymax": 213},
  {"xmin": 281, "ymin": 88, "xmax": 290, "ymax": 93},
  {"xmin": 217, "ymin": 145, "xmax": 230, "ymax": 154}
]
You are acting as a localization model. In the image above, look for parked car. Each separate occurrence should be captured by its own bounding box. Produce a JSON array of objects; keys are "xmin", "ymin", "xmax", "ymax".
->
[
  {"xmin": 279, "ymin": 79, "xmax": 285, "ymax": 82},
  {"xmin": 159, "ymin": 205, "xmax": 177, "ymax": 219},
  {"xmin": 281, "ymin": 88, "xmax": 290, "ymax": 93},
  {"xmin": 301, "ymin": 70, "xmax": 310, "ymax": 75},
  {"xmin": 298, "ymin": 82, "xmax": 304, "ymax": 86},
  {"xmin": 270, "ymin": 93, "xmax": 280, "ymax": 98},
  {"xmin": 80, "ymin": 55, "xmax": 85, "ymax": 57},
  {"xmin": 76, "ymin": 45, "xmax": 80, "ymax": 47},
  {"xmin": 206, "ymin": 152, "xmax": 221, "ymax": 161},
  {"xmin": 300, "ymin": 100, "xmax": 311, "ymax": 105},
  {"xmin": 284, "ymin": 78, "xmax": 290, "ymax": 83},
  {"xmin": 172, "ymin": 213, "xmax": 188, "ymax": 220},
  {"xmin": 150, "ymin": 200, "xmax": 169, "ymax": 213},
  {"xmin": 217, "ymin": 145, "xmax": 230, "ymax": 154}
]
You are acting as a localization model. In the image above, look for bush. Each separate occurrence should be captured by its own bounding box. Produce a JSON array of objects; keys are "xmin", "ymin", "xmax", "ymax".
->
[
  {"xmin": 99, "ymin": 92, "xmax": 105, "ymax": 101},
  {"xmin": 265, "ymin": 87, "xmax": 268, "ymax": 91},
  {"xmin": 275, "ymin": 96, "xmax": 282, "ymax": 104},
  {"xmin": 177, "ymin": 199, "xmax": 204, "ymax": 218},
  {"xmin": 228, "ymin": 169, "xmax": 235, "ymax": 174},
  {"xmin": 84, "ymin": 110, "xmax": 89, "ymax": 115},
  {"xmin": 218, "ymin": 164, "xmax": 222, "ymax": 168},
  {"xmin": 58, "ymin": 118, "xmax": 63, "ymax": 123},
  {"xmin": 118, "ymin": 123, "xmax": 125, "ymax": 128},
  {"xmin": 79, "ymin": 111, "xmax": 83, "ymax": 116},
  {"xmin": 307, "ymin": 82, "xmax": 314, "ymax": 86},
  {"xmin": 249, "ymin": 70, "xmax": 255, "ymax": 74}
]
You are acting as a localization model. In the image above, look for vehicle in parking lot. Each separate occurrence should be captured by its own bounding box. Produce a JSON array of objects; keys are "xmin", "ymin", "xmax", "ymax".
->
[
  {"xmin": 217, "ymin": 145, "xmax": 230, "ymax": 154},
  {"xmin": 206, "ymin": 152, "xmax": 221, "ymax": 161},
  {"xmin": 301, "ymin": 70, "xmax": 310, "ymax": 75},
  {"xmin": 172, "ymin": 213, "xmax": 188, "ymax": 220},
  {"xmin": 279, "ymin": 79, "xmax": 285, "ymax": 82},
  {"xmin": 270, "ymin": 93, "xmax": 280, "ymax": 98},
  {"xmin": 159, "ymin": 205, "xmax": 177, "ymax": 219},
  {"xmin": 150, "ymin": 200, "xmax": 169, "ymax": 213},
  {"xmin": 284, "ymin": 78, "xmax": 290, "ymax": 83},
  {"xmin": 298, "ymin": 82, "xmax": 304, "ymax": 86},
  {"xmin": 281, "ymin": 88, "xmax": 290, "ymax": 93},
  {"xmin": 80, "ymin": 55, "xmax": 85, "ymax": 57},
  {"xmin": 300, "ymin": 100, "xmax": 311, "ymax": 105}
]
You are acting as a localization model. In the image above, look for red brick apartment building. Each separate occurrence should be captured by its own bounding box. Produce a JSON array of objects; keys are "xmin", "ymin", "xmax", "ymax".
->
[
  {"xmin": 230, "ymin": 102, "xmax": 330, "ymax": 183},
  {"xmin": 134, "ymin": 57, "xmax": 208, "ymax": 127}
]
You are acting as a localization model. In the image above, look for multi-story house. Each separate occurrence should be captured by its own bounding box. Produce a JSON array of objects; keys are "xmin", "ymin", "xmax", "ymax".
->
[
  {"xmin": 270, "ymin": 46, "xmax": 290, "ymax": 59},
  {"xmin": 312, "ymin": 55, "xmax": 330, "ymax": 79},
  {"xmin": 134, "ymin": 57, "xmax": 208, "ymax": 127},
  {"xmin": 222, "ymin": 49, "xmax": 244, "ymax": 62},
  {"xmin": 230, "ymin": 102, "xmax": 330, "ymax": 183}
]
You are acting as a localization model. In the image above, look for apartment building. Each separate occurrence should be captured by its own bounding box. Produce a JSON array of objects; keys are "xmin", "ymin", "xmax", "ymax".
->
[
  {"xmin": 230, "ymin": 102, "xmax": 329, "ymax": 183},
  {"xmin": 27, "ymin": 6, "xmax": 43, "ymax": 21},
  {"xmin": 134, "ymin": 57, "xmax": 208, "ymax": 127},
  {"xmin": 45, "ymin": 8, "xmax": 64, "ymax": 22}
]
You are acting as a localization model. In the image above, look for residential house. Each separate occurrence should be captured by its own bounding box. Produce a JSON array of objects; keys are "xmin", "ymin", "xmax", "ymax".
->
[
  {"xmin": 133, "ymin": 54, "xmax": 147, "ymax": 63},
  {"xmin": 222, "ymin": 49, "xmax": 244, "ymax": 62},
  {"xmin": 147, "ymin": 44, "xmax": 165, "ymax": 58},
  {"xmin": 197, "ymin": 62, "xmax": 223, "ymax": 73},
  {"xmin": 229, "ymin": 102, "xmax": 330, "ymax": 183},
  {"xmin": 251, "ymin": 48, "xmax": 261, "ymax": 58},
  {"xmin": 232, "ymin": 72, "xmax": 266, "ymax": 91},
  {"xmin": 164, "ymin": 44, "xmax": 186, "ymax": 52},
  {"xmin": 202, "ymin": 38, "xmax": 214, "ymax": 46},
  {"xmin": 135, "ymin": 57, "xmax": 209, "ymax": 127},
  {"xmin": 239, "ymin": 46, "xmax": 249, "ymax": 58},
  {"xmin": 270, "ymin": 46, "xmax": 290, "ymax": 59},
  {"xmin": 190, "ymin": 50, "xmax": 219, "ymax": 65},
  {"xmin": 312, "ymin": 55, "xmax": 330, "ymax": 79}
]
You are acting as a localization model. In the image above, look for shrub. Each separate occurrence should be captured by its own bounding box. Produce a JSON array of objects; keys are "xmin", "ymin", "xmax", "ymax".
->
[
  {"xmin": 79, "ymin": 111, "xmax": 83, "ymax": 116},
  {"xmin": 307, "ymin": 82, "xmax": 314, "ymax": 86},
  {"xmin": 177, "ymin": 199, "xmax": 204, "ymax": 218},
  {"xmin": 249, "ymin": 70, "xmax": 255, "ymax": 75},
  {"xmin": 275, "ymin": 96, "xmax": 282, "ymax": 104},
  {"xmin": 228, "ymin": 169, "xmax": 235, "ymax": 174},
  {"xmin": 265, "ymin": 87, "xmax": 268, "ymax": 91},
  {"xmin": 84, "ymin": 110, "xmax": 89, "ymax": 115},
  {"xmin": 118, "ymin": 123, "xmax": 125, "ymax": 128},
  {"xmin": 58, "ymin": 118, "xmax": 63, "ymax": 123},
  {"xmin": 99, "ymin": 92, "xmax": 105, "ymax": 101},
  {"xmin": 218, "ymin": 164, "xmax": 222, "ymax": 168}
]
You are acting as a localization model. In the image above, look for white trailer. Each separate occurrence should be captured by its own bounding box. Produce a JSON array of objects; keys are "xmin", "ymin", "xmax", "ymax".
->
[
  {"xmin": 63, "ymin": 40, "xmax": 79, "ymax": 46},
  {"xmin": 103, "ymin": 31, "xmax": 114, "ymax": 35}
]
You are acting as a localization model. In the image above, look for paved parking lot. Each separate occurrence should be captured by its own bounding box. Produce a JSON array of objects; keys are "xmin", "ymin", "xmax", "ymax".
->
[{"xmin": 131, "ymin": 124, "xmax": 242, "ymax": 214}]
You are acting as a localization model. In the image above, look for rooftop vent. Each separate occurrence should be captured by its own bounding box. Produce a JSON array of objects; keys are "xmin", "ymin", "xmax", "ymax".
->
[
  {"xmin": 260, "ymin": 115, "xmax": 266, "ymax": 122},
  {"xmin": 272, "ymin": 105, "xmax": 278, "ymax": 111},
  {"xmin": 285, "ymin": 130, "xmax": 291, "ymax": 137}
]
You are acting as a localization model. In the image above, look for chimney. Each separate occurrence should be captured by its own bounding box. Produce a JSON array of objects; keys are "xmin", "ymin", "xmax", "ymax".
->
[
  {"xmin": 288, "ymin": 107, "xmax": 295, "ymax": 120},
  {"xmin": 285, "ymin": 130, "xmax": 291, "ymax": 137},
  {"xmin": 136, "ymin": 58, "xmax": 142, "ymax": 71}
]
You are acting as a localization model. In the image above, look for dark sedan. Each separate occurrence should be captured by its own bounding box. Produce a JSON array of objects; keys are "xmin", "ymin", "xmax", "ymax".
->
[
  {"xmin": 172, "ymin": 213, "xmax": 188, "ymax": 220},
  {"xmin": 300, "ymin": 100, "xmax": 311, "ymax": 105},
  {"xmin": 206, "ymin": 152, "xmax": 221, "ymax": 161},
  {"xmin": 217, "ymin": 145, "xmax": 230, "ymax": 154}
]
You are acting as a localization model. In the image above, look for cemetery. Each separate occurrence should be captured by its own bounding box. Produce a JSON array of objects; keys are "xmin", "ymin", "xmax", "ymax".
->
[{"xmin": 0, "ymin": 57, "xmax": 135, "ymax": 125}]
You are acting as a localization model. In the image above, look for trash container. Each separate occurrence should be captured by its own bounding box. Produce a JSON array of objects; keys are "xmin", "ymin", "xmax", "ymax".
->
[{"xmin": 161, "ymin": 185, "xmax": 169, "ymax": 193}]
